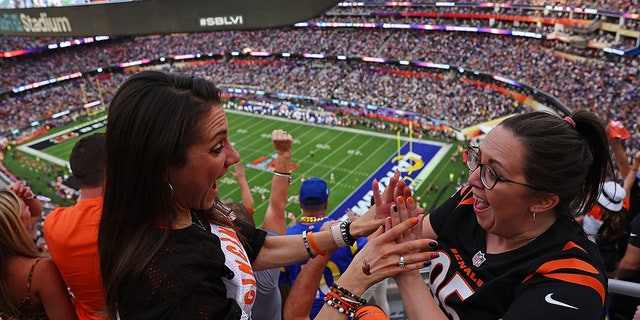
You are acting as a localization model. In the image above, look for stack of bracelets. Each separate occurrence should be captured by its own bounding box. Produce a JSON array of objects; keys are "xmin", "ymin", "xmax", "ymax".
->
[
  {"xmin": 324, "ymin": 283, "xmax": 367, "ymax": 317},
  {"xmin": 301, "ymin": 221, "xmax": 356, "ymax": 259}
]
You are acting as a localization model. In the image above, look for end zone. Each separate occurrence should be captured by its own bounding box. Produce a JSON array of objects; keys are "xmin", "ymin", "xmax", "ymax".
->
[{"xmin": 329, "ymin": 140, "xmax": 451, "ymax": 221}]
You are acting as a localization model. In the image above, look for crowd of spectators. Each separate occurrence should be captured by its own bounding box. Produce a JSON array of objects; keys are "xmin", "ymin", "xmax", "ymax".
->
[
  {"xmin": 0, "ymin": 2, "xmax": 638, "ymax": 154},
  {"xmin": 354, "ymin": 0, "xmax": 639, "ymax": 15}
]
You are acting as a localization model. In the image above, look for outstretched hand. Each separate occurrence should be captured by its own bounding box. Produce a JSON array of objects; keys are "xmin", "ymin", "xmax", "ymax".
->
[
  {"xmin": 373, "ymin": 170, "xmax": 404, "ymax": 219},
  {"xmin": 349, "ymin": 171, "xmax": 415, "ymax": 238},
  {"xmin": 388, "ymin": 193, "xmax": 424, "ymax": 245},
  {"xmin": 230, "ymin": 162, "xmax": 246, "ymax": 180},
  {"xmin": 336, "ymin": 215, "xmax": 438, "ymax": 294}
]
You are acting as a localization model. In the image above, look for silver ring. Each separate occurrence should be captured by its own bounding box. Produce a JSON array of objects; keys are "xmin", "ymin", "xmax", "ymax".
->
[{"xmin": 398, "ymin": 255, "xmax": 406, "ymax": 268}]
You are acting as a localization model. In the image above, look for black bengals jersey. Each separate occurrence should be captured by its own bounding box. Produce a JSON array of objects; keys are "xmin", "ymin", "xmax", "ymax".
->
[{"xmin": 427, "ymin": 185, "xmax": 608, "ymax": 320}]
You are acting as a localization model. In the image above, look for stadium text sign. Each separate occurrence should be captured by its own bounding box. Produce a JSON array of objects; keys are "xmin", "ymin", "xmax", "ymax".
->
[
  {"xmin": 200, "ymin": 15, "xmax": 244, "ymax": 27},
  {"xmin": 20, "ymin": 12, "xmax": 71, "ymax": 33}
]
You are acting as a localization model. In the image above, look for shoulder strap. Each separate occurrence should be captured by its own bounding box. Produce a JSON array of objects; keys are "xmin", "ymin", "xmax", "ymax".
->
[{"xmin": 21, "ymin": 257, "xmax": 43, "ymax": 305}]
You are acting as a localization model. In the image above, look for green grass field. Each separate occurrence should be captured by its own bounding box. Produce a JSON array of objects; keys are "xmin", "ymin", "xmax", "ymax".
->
[{"xmin": 5, "ymin": 110, "xmax": 469, "ymax": 227}]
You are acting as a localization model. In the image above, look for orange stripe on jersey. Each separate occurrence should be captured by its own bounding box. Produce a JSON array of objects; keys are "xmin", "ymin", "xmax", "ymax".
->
[
  {"xmin": 544, "ymin": 273, "xmax": 606, "ymax": 304},
  {"xmin": 456, "ymin": 185, "xmax": 475, "ymax": 209},
  {"xmin": 562, "ymin": 241, "xmax": 587, "ymax": 253},
  {"xmin": 534, "ymin": 258, "xmax": 599, "ymax": 275},
  {"xmin": 522, "ymin": 258, "xmax": 605, "ymax": 303}
]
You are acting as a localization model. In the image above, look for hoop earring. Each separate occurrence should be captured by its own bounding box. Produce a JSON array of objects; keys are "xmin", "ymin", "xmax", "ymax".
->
[
  {"xmin": 532, "ymin": 212, "xmax": 536, "ymax": 224},
  {"xmin": 168, "ymin": 182, "xmax": 174, "ymax": 198}
]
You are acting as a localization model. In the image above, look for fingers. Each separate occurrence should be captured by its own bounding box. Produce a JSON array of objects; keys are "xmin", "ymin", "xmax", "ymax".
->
[
  {"xmin": 6, "ymin": 182, "xmax": 30, "ymax": 198},
  {"xmin": 394, "ymin": 177, "xmax": 406, "ymax": 200},
  {"xmin": 346, "ymin": 209, "xmax": 359, "ymax": 222},
  {"xmin": 354, "ymin": 218, "xmax": 438, "ymax": 282},
  {"xmin": 396, "ymin": 196, "xmax": 411, "ymax": 242},
  {"xmin": 372, "ymin": 179, "xmax": 381, "ymax": 205},
  {"xmin": 402, "ymin": 182, "xmax": 412, "ymax": 199},
  {"xmin": 393, "ymin": 196, "xmax": 423, "ymax": 245},
  {"xmin": 375, "ymin": 214, "xmax": 421, "ymax": 243},
  {"xmin": 230, "ymin": 163, "xmax": 245, "ymax": 177},
  {"xmin": 407, "ymin": 197, "xmax": 424, "ymax": 242},
  {"xmin": 398, "ymin": 250, "xmax": 440, "ymax": 271},
  {"xmin": 380, "ymin": 171, "xmax": 400, "ymax": 205},
  {"xmin": 272, "ymin": 129, "xmax": 293, "ymax": 153},
  {"xmin": 390, "ymin": 201, "xmax": 400, "ymax": 232},
  {"xmin": 363, "ymin": 224, "xmax": 438, "ymax": 277},
  {"xmin": 271, "ymin": 129, "xmax": 289, "ymax": 140}
]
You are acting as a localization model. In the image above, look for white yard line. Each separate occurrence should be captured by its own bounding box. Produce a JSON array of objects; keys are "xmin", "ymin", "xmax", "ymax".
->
[{"xmin": 15, "ymin": 116, "xmax": 108, "ymax": 168}]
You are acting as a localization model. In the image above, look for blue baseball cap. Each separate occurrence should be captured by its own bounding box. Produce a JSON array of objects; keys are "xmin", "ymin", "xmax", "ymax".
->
[{"xmin": 299, "ymin": 177, "xmax": 330, "ymax": 206}]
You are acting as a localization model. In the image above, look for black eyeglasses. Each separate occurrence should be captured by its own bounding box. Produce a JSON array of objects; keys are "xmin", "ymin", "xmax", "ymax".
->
[{"xmin": 466, "ymin": 146, "xmax": 537, "ymax": 190}]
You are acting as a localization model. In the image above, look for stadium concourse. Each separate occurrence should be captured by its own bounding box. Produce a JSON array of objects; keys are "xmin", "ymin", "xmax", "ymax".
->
[{"xmin": 0, "ymin": 0, "xmax": 639, "ymax": 318}]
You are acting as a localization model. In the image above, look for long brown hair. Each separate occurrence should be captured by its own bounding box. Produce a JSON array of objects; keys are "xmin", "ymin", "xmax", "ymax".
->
[
  {"xmin": 0, "ymin": 190, "xmax": 41, "ymax": 315},
  {"xmin": 98, "ymin": 70, "xmax": 236, "ymax": 319}
]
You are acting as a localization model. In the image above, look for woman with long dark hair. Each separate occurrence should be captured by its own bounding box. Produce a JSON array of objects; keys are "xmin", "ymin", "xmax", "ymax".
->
[{"xmin": 98, "ymin": 70, "xmax": 438, "ymax": 319}]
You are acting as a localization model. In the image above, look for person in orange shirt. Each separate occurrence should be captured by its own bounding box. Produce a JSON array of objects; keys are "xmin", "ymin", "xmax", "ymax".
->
[{"xmin": 44, "ymin": 132, "xmax": 106, "ymax": 319}]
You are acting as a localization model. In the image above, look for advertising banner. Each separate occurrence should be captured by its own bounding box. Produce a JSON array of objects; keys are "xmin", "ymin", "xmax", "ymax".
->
[{"xmin": 0, "ymin": 0, "xmax": 340, "ymax": 37}]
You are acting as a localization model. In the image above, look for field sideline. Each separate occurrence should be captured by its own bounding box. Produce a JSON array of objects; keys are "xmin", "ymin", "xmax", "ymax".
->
[{"xmin": 14, "ymin": 110, "xmax": 461, "ymax": 227}]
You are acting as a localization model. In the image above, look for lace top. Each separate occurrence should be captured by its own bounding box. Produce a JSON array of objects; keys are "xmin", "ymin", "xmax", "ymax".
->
[{"xmin": 117, "ymin": 221, "xmax": 266, "ymax": 319}]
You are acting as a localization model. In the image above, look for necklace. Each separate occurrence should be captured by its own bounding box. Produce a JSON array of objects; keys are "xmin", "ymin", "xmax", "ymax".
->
[
  {"xmin": 191, "ymin": 211, "xmax": 207, "ymax": 232},
  {"xmin": 300, "ymin": 216, "xmax": 326, "ymax": 224},
  {"xmin": 213, "ymin": 199, "xmax": 236, "ymax": 221}
]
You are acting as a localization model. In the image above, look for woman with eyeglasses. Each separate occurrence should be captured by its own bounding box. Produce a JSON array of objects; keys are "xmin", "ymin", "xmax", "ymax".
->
[
  {"xmin": 97, "ymin": 71, "xmax": 438, "ymax": 320},
  {"xmin": 386, "ymin": 110, "xmax": 611, "ymax": 320}
]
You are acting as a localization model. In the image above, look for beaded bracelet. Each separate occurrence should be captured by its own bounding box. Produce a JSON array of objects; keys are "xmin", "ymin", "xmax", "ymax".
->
[
  {"xmin": 339, "ymin": 221, "xmax": 356, "ymax": 246},
  {"xmin": 345, "ymin": 222, "xmax": 357, "ymax": 245},
  {"xmin": 302, "ymin": 230, "xmax": 316, "ymax": 259},
  {"xmin": 306, "ymin": 231, "xmax": 327, "ymax": 256},
  {"xmin": 330, "ymin": 223, "xmax": 348, "ymax": 248},
  {"xmin": 324, "ymin": 291, "xmax": 359, "ymax": 318},
  {"xmin": 330, "ymin": 283, "xmax": 367, "ymax": 305}
]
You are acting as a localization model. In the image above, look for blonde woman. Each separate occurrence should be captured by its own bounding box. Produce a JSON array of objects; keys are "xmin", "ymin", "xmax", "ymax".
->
[{"xmin": 0, "ymin": 190, "xmax": 76, "ymax": 319}]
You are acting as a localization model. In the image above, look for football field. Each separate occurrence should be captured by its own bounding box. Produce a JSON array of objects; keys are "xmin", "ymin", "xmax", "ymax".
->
[{"xmin": 18, "ymin": 109, "xmax": 455, "ymax": 227}]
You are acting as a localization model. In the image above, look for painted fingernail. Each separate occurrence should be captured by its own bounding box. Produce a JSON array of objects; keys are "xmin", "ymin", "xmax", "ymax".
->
[
  {"xmin": 407, "ymin": 197, "xmax": 414, "ymax": 205},
  {"xmin": 387, "ymin": 217, "xmax": 392, "ymax": 223},
  {"xmin": 429, "ymin": 241, "xmax": 438, "ymax": 248},
  {"xmin": 410, "ymin": 217, "xmax": 419, "ymax": 224},
  {"xmin": 397, "ymin": 197, "xmax": 404, "ymax": 204},
  {"xmin": 423, "ymin": 261, "xmax": 432, "ymax": 267},
  {"xmin": 392, "ymin": 205, "xmax": 397, "ymax": 212},
  {"xmin": 430, "ymin": 252, "xmax": 439, "ymax": 259}
]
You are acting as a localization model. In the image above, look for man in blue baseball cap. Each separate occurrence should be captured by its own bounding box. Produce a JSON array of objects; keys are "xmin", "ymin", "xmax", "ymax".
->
[
  {"xmin": 299, "ymin": 177, "xmax": 330, "ymax": 208},
  {"xmin": 279, "ymin": 177, "xmax": 367, "ymax": 318}
]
